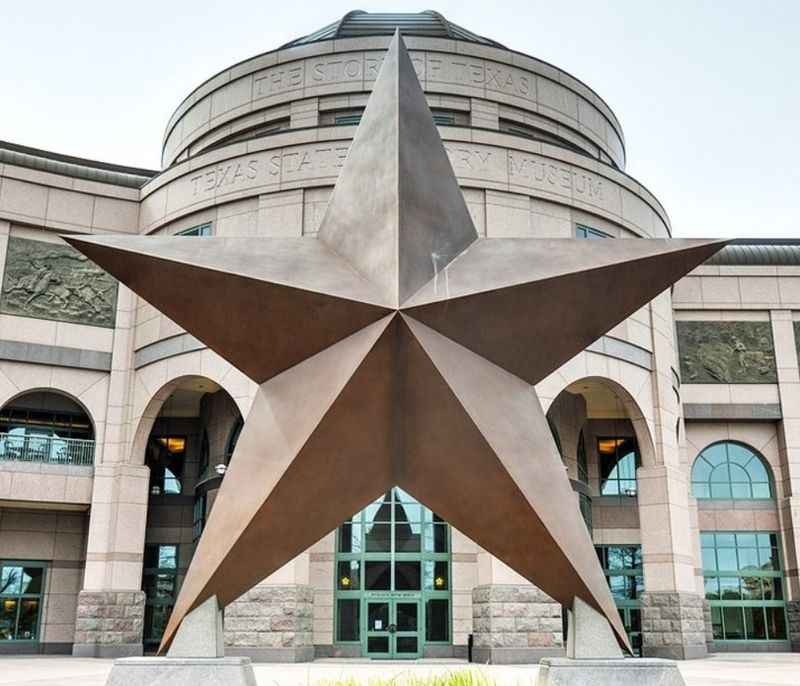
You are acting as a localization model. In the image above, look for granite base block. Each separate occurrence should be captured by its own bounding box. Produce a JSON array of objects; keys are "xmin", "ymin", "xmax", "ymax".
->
[
  {"xmin": 104, "ymin": 657, "xmax": 257, "ymax": 686},
  {"xmin": 535, "ymin": 657, "xmax": 685, "ymax": 686}
]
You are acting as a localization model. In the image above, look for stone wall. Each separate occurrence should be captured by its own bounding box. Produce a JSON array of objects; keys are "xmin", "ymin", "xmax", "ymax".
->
[
  {"xmin": 640, "ymin": 592, "xmax": 706, "ymax": 660},
  {"xmin": 471, "ymin": 584, "xmax": 563, "ymax": 664},
  {"xmin": 224, "ymin": 584, "xmax": 314, "ymax": 662},
  {"xmin": 787, "ymin": 600, "xmax": 800, "ymax": 652},
  {"xmin": 72, "ymin": 590, "xmax": 145, "ymax": 657}
]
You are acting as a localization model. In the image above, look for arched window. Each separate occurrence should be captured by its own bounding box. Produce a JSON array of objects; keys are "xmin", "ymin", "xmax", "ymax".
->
[
  {"xmin": 691, "ymin": 442, "xmax": 772, "ymax": 499},
  {"xmin": 547, "ymin": 416, "xmax": 563, "ymax": 462},
  {"xmin": 0, "ymin": 391, "xmax": 94, "ymax": 465},
  {"xmin": 225, "ymin": 417, "xmax": 244, "ymax": 463},
  {"xmin": 599, "ymin": 436, "xmax": 639, "ymax": 496}
]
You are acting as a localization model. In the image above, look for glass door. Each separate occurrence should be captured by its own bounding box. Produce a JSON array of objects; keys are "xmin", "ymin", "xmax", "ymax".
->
[
  {"xmin": 394, "ymin": 599, "xmax": 422, "ymax": 658},
  {"xmin": 365, "ymin": 600, "xmax": 391, "ymax": 658},
  {"xmin": 364, "ymin": 598, "xmax": 421, "ymax": 658}
]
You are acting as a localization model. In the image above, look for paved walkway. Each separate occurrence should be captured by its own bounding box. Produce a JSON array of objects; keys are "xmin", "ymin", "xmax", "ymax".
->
[{"xmin": 0, "ymin": 654, "xmax": 798, "ymax": 686}]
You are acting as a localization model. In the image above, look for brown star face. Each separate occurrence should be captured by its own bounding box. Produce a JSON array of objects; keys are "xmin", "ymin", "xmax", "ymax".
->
[{"xmin": 67, "ymin": 33, "xmax": 725, "ymax": 656}]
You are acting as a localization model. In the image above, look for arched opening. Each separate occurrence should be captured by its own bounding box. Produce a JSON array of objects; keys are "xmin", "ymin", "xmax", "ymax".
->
[
  {"xmin": 691, "ymin": 441, "xmax": 773, "ymax": 500},
  {"xmin": 0, "ymin": 390, "xmax": 94, "ymax": 465},
  {"xmin": 546, "ymin": 376, "xmax": 655, "ymax": 655},
  {"xmin": 140, "ymin": 376, "xmax": 242, "ymax": 652}
]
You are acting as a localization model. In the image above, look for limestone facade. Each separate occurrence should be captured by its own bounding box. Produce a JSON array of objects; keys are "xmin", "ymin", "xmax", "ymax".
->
[{"xmin": 0, "ymin": 12, "xmax": 797, "ymax": 662}]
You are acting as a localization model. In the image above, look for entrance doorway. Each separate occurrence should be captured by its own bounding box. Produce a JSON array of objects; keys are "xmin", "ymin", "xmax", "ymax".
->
[
  {"xmin": 365, "ymin": 598, "xmax": 421, "ymax": 658},
  {"xmin": 335, "ymin": 488, "xmax": 451, "ymax": 659}
]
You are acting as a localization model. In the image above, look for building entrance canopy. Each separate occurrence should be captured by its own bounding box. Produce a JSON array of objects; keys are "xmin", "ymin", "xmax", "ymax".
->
[{"xmin": 66, "ymin": 32, "xmax": 725, "ymax": 656}]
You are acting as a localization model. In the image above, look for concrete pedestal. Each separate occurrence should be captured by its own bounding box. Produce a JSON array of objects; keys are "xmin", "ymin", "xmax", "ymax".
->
[
  {"xmin": 535, "ymin": 657, "xmax": 685, "ymax": 686},
  {"xmin": 105, "ymin": 657, "xmax": 257, "ymax": 686}
]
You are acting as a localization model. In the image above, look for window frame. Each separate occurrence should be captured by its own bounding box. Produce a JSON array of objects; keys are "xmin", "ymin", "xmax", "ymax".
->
[
  {"xmin": 691, "ymin": 441, "xmax": 773, "ymax": 501},
  {"xmin": 175, "ymin": 223, "xmax": 212, "ymax": 237},
  {"xmin": 0, "ymin": 560, "xmax": 47, "ymax": 643},
  {"xmin": 701, "ymin": 531, "xmax": 787, "ymax": 642}
]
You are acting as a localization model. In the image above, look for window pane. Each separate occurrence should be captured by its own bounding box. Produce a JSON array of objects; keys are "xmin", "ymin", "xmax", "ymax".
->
[
  {"xmin": 337, "ymin": 561, "xmax": 360, "ymax": 590},
  {"xmin": 395, "ymin": 521, "xmax": 421, "ymax": 552},
  {"xmin": 607, "ymin": 548, "xmax": 624, "ymax": 571},
  {"xmin": 765, "ymin": 607, "xmax": 787, "ymax": 640},
  {"xmin": 704, "ymin": 577, "xmax": 720, "ymax": 600},
  {"xmin": 16, "ymin": 599, "xmax": 38, "ymax": 640},
  {"xmin": 702, "ymin": 548, "xmax": 718, "ymax": 572},
  {"xmin": 722, "ymin": 606, "xmax": 745, "ymax": 639},
  {"xmin": 395, "ymin": 561, "xmax": 421, "ymax": 591},
  {"xmin": 719, "ymin": 577, "xmax": 741, "ymax": 600},
  {"xmin": 0, "ymin": 566, "xmax": 22, "ymax": 595},
  {"xmin": 730, "ymin": 483, "xmax": 751, "ymax": 498},
  {"xmin": 364, "ymin": 561, "xmax": 390, "ymax": 591},
  {"xmin": 0, "ymin": 598, "xmax": 18, "ymax": 639},
  {"xmin": 396, "ymin": 603, "xmax": 418, "ymax": 631},
  {"xmin": 396, "ymin": 636, "xmax": 417, "ymax": 653},
  {"xmin": 339, "ymin": 523, "xmax": 362, "ymax": 553},
  {"xmin": 710, "ymin": 482, "xmax": 732, "ymax": 498},
  {"xmin": 715, "ymin": 533, "xmax": 736, "ymax": 547},
  {"xmin": 368, "ymin": 636, "xmax": 389, "ymax": 652},
  {"xmin": 737, "ymin": 547, "xmax": 759, "ymax": 571},
  {"xmin": 752, "ymin": 483, "xmax": 771, "ymax": 498},
  {"xmin": 717, "ymin": 549, "xmax": 738, "ymax": 572},
  {"xmin": 609, "ymin": 576, "xmax": 626, "ymax": 601},
  {"xmin": 736, "ymin": 533, "xmax": 757, "ymax": 547},
  {"xmin": 336, "ymin": 599, "xmax": 359, "ymax": 641},
  {"xmin": 711, "ymin": 606, "xmax": 723, "ymax": 639},
  {"xmin": 704, "ymin": 444, "xmax": 727, "ymax": 466},
  {"xmin": 365, "ymin": 523, "xmax": 391, "ymax": 552},
  {"xmin": 395, "ymin": 503, "xmax": 421, "ymax": 523},
  {"xmin": 693, "ymin": 483, "xmax": 710, "ymax": 498},
  {"xmin": 741, "ymin": 576, "xmax": 763, "ymax": 600},
  {"xmin": 692, "ymin": 458, "xmax": 712, "ymax": 482},
  {"xmin": 367, "ymin": 602, "xmax": 389, "ymax": 630},
  {"xmin": 744, "ymin": 607, "xmax": 766, "ymax": 640},
  {"xmin": 426, "ymin": 599, "xmax": 449, "ymax": 641}
]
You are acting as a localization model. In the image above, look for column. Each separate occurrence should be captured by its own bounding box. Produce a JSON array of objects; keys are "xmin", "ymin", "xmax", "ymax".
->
[
  {"xmin": 638, "ymin": 292, "xmax": 706, "ymax": 659},
  {"xmin": 771, "ymin": 310, "xmax": 800, "ymax": 649},
  {"xmin": 73, "ymin": 286, "xmax": 149, "ymax": 657}
]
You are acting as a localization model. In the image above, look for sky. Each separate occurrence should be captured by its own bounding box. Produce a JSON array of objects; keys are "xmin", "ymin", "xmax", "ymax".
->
[{"xmin": 2, "ymin": 1, "xmax": 798, "ymax": 239}]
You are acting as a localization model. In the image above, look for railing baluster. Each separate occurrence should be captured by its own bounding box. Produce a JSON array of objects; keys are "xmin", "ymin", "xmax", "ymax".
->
[{"xmin": 0, "ymin": 432, "xmax": 94, "ymax": 466}]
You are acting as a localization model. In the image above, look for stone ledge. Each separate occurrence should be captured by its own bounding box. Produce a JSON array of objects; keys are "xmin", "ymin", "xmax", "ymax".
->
[
  {"xmin": 105, "ymin": 657, "xmax": 257, "ymax": 686},
  {"xmin": 536, "ymin": 657, "xmax": 685, "ymax": 686}
]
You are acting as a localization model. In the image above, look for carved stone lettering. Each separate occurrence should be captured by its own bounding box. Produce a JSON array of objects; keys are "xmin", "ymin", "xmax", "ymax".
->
[
  {"xmin": 508, "ymin": 152, "xmax": 604, "ymax": 200},
  {"xmin": 1, "ymin": 237, "xmax": 119, "ymax": 328},
  {"xmin": 677, "ymin": 321, "xmax": 777, "ymax": 384},
  {"xmin": 254, "ymin": 64, "xmax": 304, "ymax": 97}
]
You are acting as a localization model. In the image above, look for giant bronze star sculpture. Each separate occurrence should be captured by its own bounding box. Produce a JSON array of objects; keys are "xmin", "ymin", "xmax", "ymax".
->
[{"xmin": 68, "ymin": 33, "xmax": 725, "ymax": 655}]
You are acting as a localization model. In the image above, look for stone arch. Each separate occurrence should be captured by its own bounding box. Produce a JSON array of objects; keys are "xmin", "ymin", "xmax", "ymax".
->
[
  {"xmin": 545, "ymin": 375, "xmax": 657, "ymax": 470},
  {"xmin": 130, "ymin": 372, "xmax": 248, "ymax": 467},
  {"xmin": 0, "ymin": 386, "xmax": 98, "ymax": 438}
]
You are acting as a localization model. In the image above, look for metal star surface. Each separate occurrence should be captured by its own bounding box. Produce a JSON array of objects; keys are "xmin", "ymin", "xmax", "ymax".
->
[{"xmin": 68, "ymin": 34, "xmax": 725, "ymax": 654}]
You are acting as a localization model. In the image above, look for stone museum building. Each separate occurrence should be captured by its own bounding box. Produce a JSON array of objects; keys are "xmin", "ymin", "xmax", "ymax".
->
[{"xmin": 0, "ymin": 9, "xmax": 798, "ymax": 664}]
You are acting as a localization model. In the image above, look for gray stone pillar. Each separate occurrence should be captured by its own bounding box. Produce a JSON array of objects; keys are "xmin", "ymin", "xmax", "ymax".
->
[
  {"xmin": 787, "ymin": 600, "xmax": 800, "ymax": 651},
  {"xmin": 471, "ymin": 584, "xmax": 563, "ymax": 664},
  {"xmin": 640, "ymin": 591, "xmax": 706, "ymax": 660},
  {"xmin": 224, "ymin": 584, "xmax": 314, "ymax": 662},
  {"xmin": 72, "ymin": 590, "xmax": 145, "ymax": 657}
]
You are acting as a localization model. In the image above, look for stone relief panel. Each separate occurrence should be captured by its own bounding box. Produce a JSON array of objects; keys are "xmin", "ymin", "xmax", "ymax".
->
[
  {"xmin": 0, "ymin": 236, "xmax": 118, "ymax": 328},
  {"xmin": 676, "ymin": 321, "xmax": 777, "ymax": 384}
]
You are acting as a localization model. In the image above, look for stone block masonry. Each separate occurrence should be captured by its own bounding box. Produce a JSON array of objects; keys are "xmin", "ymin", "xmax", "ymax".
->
[
  {"xmin": 72, "ymin": 590, "xmax": 145, "ymax": 658},
  {"xmin": 640, "ymin": 592, "xmax": 707, "ymax": 660},
  {"xmin": 224, "ymin": 584, "xmax": 314, "ymax": 662},
  {"xmin": 472, "ymin": 584, "xmax": 564, "ymax": 664}
]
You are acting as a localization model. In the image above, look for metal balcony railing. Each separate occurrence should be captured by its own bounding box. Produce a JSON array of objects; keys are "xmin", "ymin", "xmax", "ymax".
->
[{"xmin": 0, "ymin": 433, "xmax": 95, "ymax": 466}]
